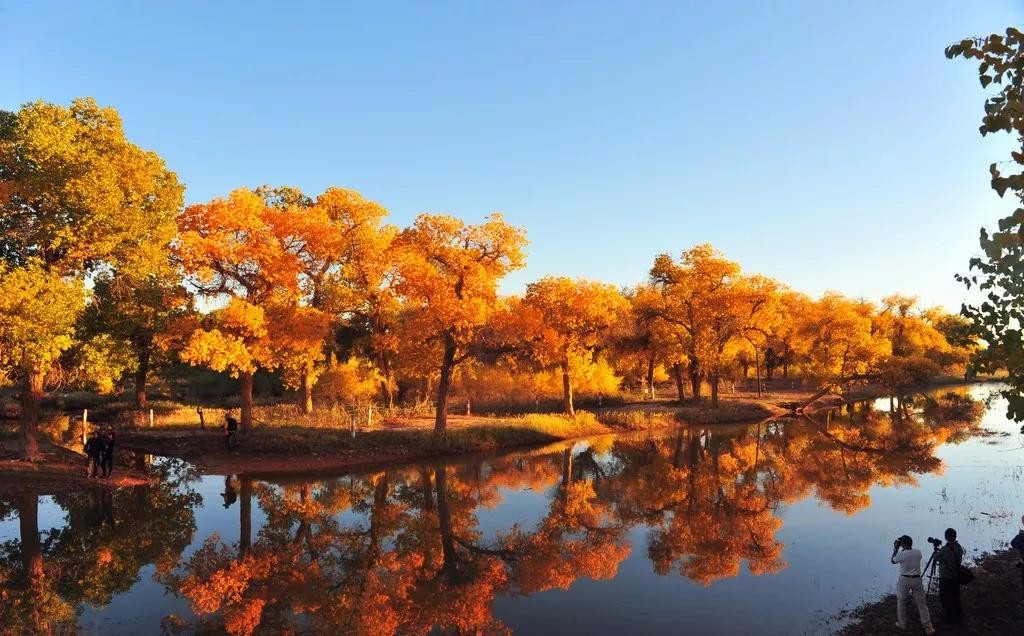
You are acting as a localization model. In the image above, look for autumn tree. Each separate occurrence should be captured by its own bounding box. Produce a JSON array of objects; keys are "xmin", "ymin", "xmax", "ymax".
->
[
  {"xmin": 649, "ymin": 245, "xmax": 776, "ymax": 407},
  {"xmin": 795, "ymin": 292, "xmax": 890, "ymax": 388},
  {"xmin": 309, "ymin": 188, "xmax": 400, "ymax": 410},
  {"xmin": 518, "ymin": 277, "xmax": 628, "ymax": 415},
  {"xmin": 947, "ymin": 28, "xmax": 1024, "ymax": 420},
  {"xmin": 175, "ymin": 188, "xmax": 334, "ymax": 431},
  {"xmin": 80, "ymin": 266, "xmax": 191, "ymax": 407},
  {"xmin": 0, "ymin": 264, "xmax": 84, "ymax": 459},
  {"xmin": 393, "ymin": 214, "xmax": 526, "ymax": 432},
  {"xmin": 873, "ymin": 294, "xmax": 950, "ymax": 391},
  {"xmin": 761, "ymin": 290, "xmax": 810, "ymax": 380},
  {"xmin": 255, "ymin": 186, "xmax": 396, "ymax": 413},
  {"xmin": 0, "ymin": 97, "xmax": 181, "ymax": 458}
]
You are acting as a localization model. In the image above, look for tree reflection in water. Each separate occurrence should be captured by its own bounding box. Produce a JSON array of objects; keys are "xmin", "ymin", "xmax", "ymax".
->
[
  {"xmin": 0, "ymin": 458, "xmax": 200, "ymax": 633},
  {"xmin": 0, "ymin": 393, "xmax": 986, "ymax": 634}
]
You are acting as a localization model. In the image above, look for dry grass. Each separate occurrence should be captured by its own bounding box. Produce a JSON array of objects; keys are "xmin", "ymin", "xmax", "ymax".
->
[
  {"xmin": 599, "ymin": 398, "xmax": 782, "ymax": 427},
  {"xmin": 123, "ymin": 411, "xmax": 611, "ymax": 460}
]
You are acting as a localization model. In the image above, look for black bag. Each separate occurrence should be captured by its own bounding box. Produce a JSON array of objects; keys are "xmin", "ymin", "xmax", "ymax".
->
[{"xmin": 956, "ymin": 563, "xmax": 974, "ymax": 585}]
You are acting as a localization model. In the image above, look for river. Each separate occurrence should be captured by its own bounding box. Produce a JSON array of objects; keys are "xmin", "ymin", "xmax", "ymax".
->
[{"xmin": 2, "ymin": 384, "xmax": 1022, "ymax": 634}]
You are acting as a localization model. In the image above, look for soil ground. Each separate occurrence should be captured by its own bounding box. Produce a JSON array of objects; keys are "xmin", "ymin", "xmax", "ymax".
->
[
  {"xmin": 0, "ymin": 444, "xmax": 150, "ymax": 497},
  {"xmin": 836, "ymin": 550, "xmax": 1024, "ymax": 635}
]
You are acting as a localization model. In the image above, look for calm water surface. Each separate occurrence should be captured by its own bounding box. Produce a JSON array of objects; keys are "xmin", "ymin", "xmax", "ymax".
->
[{"xmin": 2, "ymin": 385, "xmax": 1023, "ymax": 635}]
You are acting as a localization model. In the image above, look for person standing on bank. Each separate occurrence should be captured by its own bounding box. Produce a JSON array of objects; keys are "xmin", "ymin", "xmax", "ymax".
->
[
  {"xmin": 100, "ymin": 427, "xmax": 116, "ymax": 478},
  {"xmin": 891, "ymin": 535, "xmax": 936, "ymax": 634},
  {"xmin": 224, "ymin": 411, "xmax": 238, "ymax": 450},
  {"xmin": 935, "ymin": 527, "xmax": 965, "ymax": 623},
  {"xmin": 84, "ymin": 430, "xmax": 105, "ymax": 478}
]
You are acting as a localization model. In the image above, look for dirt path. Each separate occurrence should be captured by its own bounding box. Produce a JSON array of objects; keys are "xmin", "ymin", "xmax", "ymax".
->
[
  {"xmin": 836, "ymin": 550, "xmax": 1024, "ymax": 635},
  {"xmin": 0, "ymin": 457, "xmax": 150, "ymax": 496}
]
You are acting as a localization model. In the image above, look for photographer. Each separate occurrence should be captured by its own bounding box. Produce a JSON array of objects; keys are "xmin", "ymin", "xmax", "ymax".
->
[
  {"xmin": 935, "ymin": 528, "xmax": 965, "ymax": 623},
  {"xmin": 890, "ymin": 535, "xmax": 936, "ymax": 634}
]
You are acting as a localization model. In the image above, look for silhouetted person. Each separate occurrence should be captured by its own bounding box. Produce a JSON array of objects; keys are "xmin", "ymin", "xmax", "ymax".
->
[
  {"xmin": 936, "ymin": 527, "xmax": 965, "ymax": 623},
  {"xmin": 221, "ymin": 475, "xmax": 238, "ymax": 508},
  {"xmin": 100, "ymin": 427, "xmax": 116, "ymax": 478},
  {"xmin": 100, "ymin": 488, "xmax": 115, "ymax": 527},
  {"xmin": 84, "ymin": 431, "xmax": 105, "ymax": 478},
  {"xmin": 85, "ymin": 489, "xmax": 104, "ymax": 528},
  {"xmin": 891, "ymin": 535, "xmax": 936, "ymax": 634},
  {"xmin": 224, "ymin": 412, "xmax": 238, "ymax": 450}
]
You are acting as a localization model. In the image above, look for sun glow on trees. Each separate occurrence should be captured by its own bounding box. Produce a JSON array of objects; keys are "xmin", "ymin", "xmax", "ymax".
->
[
  {"xmin": 0, "ymin": 97, "xmax": 982, "ymax": 442},
  {"xmin": 0, "ymin": 97, "xmax": 181, "ymax": 459}
]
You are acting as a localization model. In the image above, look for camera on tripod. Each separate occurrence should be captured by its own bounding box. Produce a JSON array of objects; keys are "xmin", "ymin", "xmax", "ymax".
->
[{"xmin": 926, "ymin": 536, "xmax": 943, "ymax": 549}]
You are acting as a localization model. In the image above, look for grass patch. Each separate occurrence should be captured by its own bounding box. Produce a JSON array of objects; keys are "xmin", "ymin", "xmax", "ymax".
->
[
  {"xmin": 598, "ymin": 409, "xmax": 679, "ymax": 430},
  {"xmin": 124, "ymin": 411, "xmax": 611, "ymax": 459},
  {"xmin": 600, "ymin": 399, "xmax": 781, "ymax": 428}
]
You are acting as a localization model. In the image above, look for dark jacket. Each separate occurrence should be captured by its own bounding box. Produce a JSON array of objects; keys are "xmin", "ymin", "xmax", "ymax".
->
[
  {"xmin": 101, "ymin": 434, "xmax": 116, "ymax": 458},
  {"xmin": 936, "ymin": 541, "xmax": 965, "ymax": 580},
  {"xmin": 1011, "ymin": 530, "xmax": 1024, "ymax": 558},
  {"xmin": 84, "ymin": 437, "xmax": 105, "ymax": 458}
]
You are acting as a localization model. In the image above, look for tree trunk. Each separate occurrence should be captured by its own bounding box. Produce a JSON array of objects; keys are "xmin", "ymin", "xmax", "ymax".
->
[
  {"xmin": 420, "ymin": 467, "xmax": 435, "ymax": 512},
  {"xmin": 240, "ymin": 477, "xmax": 252, "ymax": 557},
  {"xmin": 672, "ymin": 363, "xmax": 686, "ymax": 402},
  {"xmin": 672, "ymin": 430, "xmax": 685, "ymax": 468},
  {"xmin": 754, "ymin": 348, "xmax": 763, "ymax": 398},
  {"xmin": 17, "ymin": 494, "xmax": 44, "ymax": 587},
  {"xmin": 299, "ymin": 360, "xmax": 313, "ymax": 414},
  {"xmin": 689, "ymin": 359, "xmax": 702, "ymax": 399},
  {"xmin": 434, "ymin": 331, "xmax": 457, "ymax": 433},
  {"xmin": 20, "ymin": 364, "xmax": 44, "ymax": 461},
  {"xmin": 646, "ymin": 355, "xmax": 656, "ymax": 400},
  {"xmin": 240, "ymin": 371, "xmax": 254, "ymax": 433},
  {"xmin": 382, "ymin": 372, "xmax": 395, "ymax": 411},
  {"xmin": 561, "ymin": 448, "xmax": 573, "ymax": 488},
  {"xmin": 435, "ymin": 466, "xmax": 458, "ymax": 578},
  {"xmin": 134, "ymin": 345, "xmax": 150, "ymax": 409},
  {"xmin": 561, "ymin": 357, "xmax": 575, "ymax": 417},
  {"xmin": 710, "ymin": 373, "xmax": 720, "ymax": 409}
]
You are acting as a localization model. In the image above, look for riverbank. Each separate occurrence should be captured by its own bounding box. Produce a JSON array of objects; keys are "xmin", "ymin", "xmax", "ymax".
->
[
  {"xmin": 0, "ymin": 446, "xmax": 150, "ymax": 497},
  {"xmin": 1, "ymin": 376, "xmax": 998, "ymax": 480},
  {"xmin": 118, "ymin": 411, "xmax": 617, "ymax": 476},
  {"xmin": 836, "ymin": 550, "xmax": 1024, "ymax": 635}
]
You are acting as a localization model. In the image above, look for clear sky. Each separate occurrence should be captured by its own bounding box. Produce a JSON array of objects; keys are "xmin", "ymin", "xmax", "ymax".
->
[{"xmin": 4, "ymin": 1, "xmax": 1022, "ymax": 310}]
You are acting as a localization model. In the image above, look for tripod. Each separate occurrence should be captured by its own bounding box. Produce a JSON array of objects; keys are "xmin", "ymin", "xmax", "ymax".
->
[{"xmin": 922, "ymin": 546, "xmax": 940, "ymax": 596}]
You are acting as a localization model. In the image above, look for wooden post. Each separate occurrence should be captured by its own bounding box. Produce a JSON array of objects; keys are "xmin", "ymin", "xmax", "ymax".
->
[
  {"xmin": 351, "ymin": 410, "xmax": 356, "ymax": 438},
  {"xmin": 82, "ymin": 409, "xmax": 88, "ymax": 446},
  {"xmin": 149, "ymin": 409, "xmax": 154, "ymax": 428}
]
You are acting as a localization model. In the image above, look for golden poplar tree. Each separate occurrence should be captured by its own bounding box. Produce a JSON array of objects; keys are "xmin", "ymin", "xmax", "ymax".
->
[
  {"xmin": 520, "ymin": 277, "xmax": 628, "ymax": 415},
  {"xmin": 393, "ymin": 214, "xmax": 526, "ymax": 432},
  {"xmin": 175, "ymin": 188, "xmax": 334, "ymax": 431},
  {"xmin": 0, "ymin": 97, "xmax": 182, "ymax": 459}
]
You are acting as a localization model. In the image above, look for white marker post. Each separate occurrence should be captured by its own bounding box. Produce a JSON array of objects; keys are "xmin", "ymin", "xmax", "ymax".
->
[
  {"xmin": 367, "ymin": 404, "xmax": 373, "ymax": 429},
  {"xmin": 351, "ymin": 411, "xmax": 356, "ymax": 438},
  {"xmin": 149, "ymin": 408, "xmax": 154, "ymax": 428},
  {"xmin": 82, "ymin": 409, "xmax": 89, "ymax": 446}
]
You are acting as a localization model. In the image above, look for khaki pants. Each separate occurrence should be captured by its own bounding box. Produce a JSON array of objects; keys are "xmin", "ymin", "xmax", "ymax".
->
[{"xmin": 896, "ymin": 575, "xmax": 932, "ymax": 629}]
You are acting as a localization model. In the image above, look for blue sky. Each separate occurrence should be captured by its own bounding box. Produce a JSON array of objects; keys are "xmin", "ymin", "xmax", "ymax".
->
[{"xmin": 4, "ymin": 1, "xmax": 1022, "ymax": 310}]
